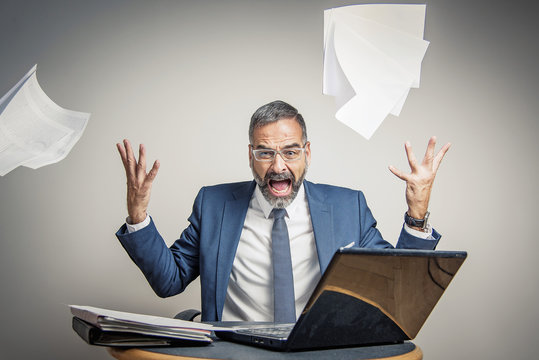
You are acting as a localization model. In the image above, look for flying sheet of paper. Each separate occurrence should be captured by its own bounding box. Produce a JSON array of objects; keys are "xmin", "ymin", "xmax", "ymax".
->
[
  {"xmin": 323, "ymin": 4, "xmax": 429, "ymax": 139},
  {"xmin": 0, "ymin": 65, "xmax": 90, "ymax": 176}
]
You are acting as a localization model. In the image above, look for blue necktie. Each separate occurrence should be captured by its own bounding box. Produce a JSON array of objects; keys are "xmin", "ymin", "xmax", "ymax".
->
[{"xmin": 271, "ymin": 208, "xmax": 296, "ymax": 323}]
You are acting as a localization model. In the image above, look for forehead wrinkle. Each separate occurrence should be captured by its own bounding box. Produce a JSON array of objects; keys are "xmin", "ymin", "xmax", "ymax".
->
[
  {"xmin": 255, "ymin": 140, "xmax": 302, "ymax": 150},
  {"xmin": 252, "ymin": 118, "xmax": 304, "ymax": 150},
  {"xmin": 253, "ymin": 133, "xmax": 302, "ymax": 149}
]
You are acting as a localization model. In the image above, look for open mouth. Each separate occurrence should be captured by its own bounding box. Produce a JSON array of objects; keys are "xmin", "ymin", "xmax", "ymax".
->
[{"xmin": 268, "ymin": 179, "xmax": 292, "ymax": 196}]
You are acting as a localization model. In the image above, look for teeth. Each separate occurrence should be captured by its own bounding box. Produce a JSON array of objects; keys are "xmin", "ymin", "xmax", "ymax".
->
[{"xmin": 270, "ymin": 182, "xmax": 290, "ymax": 194}]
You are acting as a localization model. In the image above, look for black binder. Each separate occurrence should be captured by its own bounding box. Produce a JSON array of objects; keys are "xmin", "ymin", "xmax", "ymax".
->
[{"xmin": 72, "ymin": 317, "xmax": 209, "ymax": 347}]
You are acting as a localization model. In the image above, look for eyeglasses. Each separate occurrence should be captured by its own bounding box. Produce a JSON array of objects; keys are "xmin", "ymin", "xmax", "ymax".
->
[{"xmin": 251, "ymin": 145, "xmax": 307, "ymax": 162}]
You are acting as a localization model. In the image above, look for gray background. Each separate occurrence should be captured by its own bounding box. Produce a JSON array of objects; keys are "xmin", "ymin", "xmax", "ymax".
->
[{"xmin": 0, "ymin": 0, "xmax": 537, "ymax": 359}]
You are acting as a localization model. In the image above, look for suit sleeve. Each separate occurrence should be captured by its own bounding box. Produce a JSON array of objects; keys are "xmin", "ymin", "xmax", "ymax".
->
[
  {"xmin": 356, "ymin": 191, "xmax": 440, "ymax": 250},
  {"xmin": 395, "ymin": 225, "xmax": 440, "ymax": 249},
  {"xmin": 115, "ymin": 187, "xmax": 206, "ymax": 298}
]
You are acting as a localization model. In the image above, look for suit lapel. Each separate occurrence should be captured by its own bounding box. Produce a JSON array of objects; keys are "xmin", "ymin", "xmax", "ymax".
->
[
  {"xmin": 215, "ymin": 181, "xmax": 256, "ymax": 319},
  {"xmin": 304, "ymin": 181, "xmax": 335, "ymax": 274}
]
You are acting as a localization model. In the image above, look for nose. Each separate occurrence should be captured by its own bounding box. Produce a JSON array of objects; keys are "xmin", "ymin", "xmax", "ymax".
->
[{"xmin": 270, "ymin": 152, "xmax": 288, "ymax": 173}]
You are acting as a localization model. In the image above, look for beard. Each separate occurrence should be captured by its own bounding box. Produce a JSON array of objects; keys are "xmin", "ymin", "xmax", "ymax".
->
[{"xmin": 252, "ymin": 161, "xmax": 308, "ymax": 209}]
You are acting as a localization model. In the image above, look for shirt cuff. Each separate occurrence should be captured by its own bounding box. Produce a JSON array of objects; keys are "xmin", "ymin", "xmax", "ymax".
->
[
  {"xmin": 403, "ymin": 223, "xmax": 435, "ymax": 240},
  {"xmin": 125, "ymin": 214, "xmax": 151, "ymax": 233}
]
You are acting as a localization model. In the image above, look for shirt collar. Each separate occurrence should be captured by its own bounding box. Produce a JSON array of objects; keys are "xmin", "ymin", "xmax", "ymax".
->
[{"xmin": 254, "ymin": 182, "xmax": 306, "ymax": 219}]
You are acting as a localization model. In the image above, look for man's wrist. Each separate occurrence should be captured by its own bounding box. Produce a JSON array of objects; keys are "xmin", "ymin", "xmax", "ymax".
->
[
  {"xmin": 126, "ymin": 214, "xmax": 150, "ymax": 233},
  {"xmin": 127, "ymin": 211, "xmax": 148, "ymax": 225},
  {"xmin": 404, "ymin": 211, "xmax": 430, "ymax": 232},
  {"xmin": 403, "ymin": 223, "xmax": 434, "ymax": 239}
]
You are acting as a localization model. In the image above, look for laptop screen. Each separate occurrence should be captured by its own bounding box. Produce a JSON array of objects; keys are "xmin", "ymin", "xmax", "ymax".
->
[{"xmin": 299, "ymin": 248, "xmax": 467, "ymax": 340}]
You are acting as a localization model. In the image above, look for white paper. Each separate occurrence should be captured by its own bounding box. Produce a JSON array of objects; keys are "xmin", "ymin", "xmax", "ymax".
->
[
  {"xmin": 70, "ymin": 305, "xmax": 238, "ymax": 332},
  {"xmin": 323, "ymin": 4, "xmax": 429, "ymax": 139},
  {"xmin": 0, "ymin": 65, "xmax": 90, "ymax": 175}
]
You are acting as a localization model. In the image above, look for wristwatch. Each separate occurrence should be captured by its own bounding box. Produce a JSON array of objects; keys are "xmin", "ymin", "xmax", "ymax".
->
[{"xmin": 404, "ymin": 211, "xmax": 430, "ymax": 232}]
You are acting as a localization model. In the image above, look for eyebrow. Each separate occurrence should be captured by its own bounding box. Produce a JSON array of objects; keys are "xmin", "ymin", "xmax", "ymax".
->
[{"xmin": 255, "ymin": 143, "xmax": 302, "ymax": 150}]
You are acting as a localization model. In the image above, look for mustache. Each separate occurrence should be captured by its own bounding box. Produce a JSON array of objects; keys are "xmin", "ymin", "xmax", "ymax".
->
[{"xmin": 265, "ymin": 171, "xmax": 295, "ymax": 183}]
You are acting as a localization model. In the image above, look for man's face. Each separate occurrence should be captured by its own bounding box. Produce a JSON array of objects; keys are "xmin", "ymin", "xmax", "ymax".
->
[{"xmin": 249, "ymin": 118, "xmax": 311, "ymax": 208}]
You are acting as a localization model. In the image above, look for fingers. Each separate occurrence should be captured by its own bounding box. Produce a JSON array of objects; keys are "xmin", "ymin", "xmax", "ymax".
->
[
  {"xmin": 422, "ymin": 136, "xmax": 437, "ymax": 165},
  {"xmin": 146, "ymin": 160, "xmax": 160, "ymax": 182},
  {"xmin": 123, "ymin": 139, "xmax": 137, "ymax": 176},
  {"xmin": 116, "ymin": 142, "xmax": 127, "ymax": 166},
  {"xmin": 433, "ymin": 142, "xmax": 451, "ymax": 171},
  {"xmin": 404, "ymin": 141, "xmax": 417, "ymax": 169},
  {"xmin": 137, "ymin": 143, "xmax": 147, "ymax": 178},
  {"xmin": 116, "ymin": 140, "xmax": 159, "ymax": 182},
  {"xmin": 409, "ymin": 136, "xmax": 450, "ymax": 170},
  {"xmin": 393, "ymin": 137, "xmax": 451, "ymax": 177},
  {"xmin": 388, "ymin": 165, "xmax": 408, "ymax": 181},
  {"xmin": 117, "ymin": 139, "xmax": 135, "ymax": 176}
]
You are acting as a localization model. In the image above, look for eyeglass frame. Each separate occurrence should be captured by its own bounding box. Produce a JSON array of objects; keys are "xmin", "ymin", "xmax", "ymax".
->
[{"xmin": 250, "ymin": 143, "xmax": 309, "ymax": 162}]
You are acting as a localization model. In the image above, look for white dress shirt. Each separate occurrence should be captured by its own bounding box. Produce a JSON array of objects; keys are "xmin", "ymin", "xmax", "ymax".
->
[{"xmin": 221, "ymin": 184, "xmax": 320, "ymax": 321}]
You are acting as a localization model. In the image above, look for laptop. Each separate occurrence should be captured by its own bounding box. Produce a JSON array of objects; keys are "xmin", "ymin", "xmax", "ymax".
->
[{"xmin": 216, "ymin": 247, "xmax": 467, "ymax": 351}]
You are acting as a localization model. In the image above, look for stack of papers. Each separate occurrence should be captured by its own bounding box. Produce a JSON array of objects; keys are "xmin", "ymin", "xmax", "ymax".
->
[
  {"xmin": 323, "ymin": 4, "xmax": 430, "ymax": 139},
  {"xmin": 0, "ymin": 65, "xmax": 90, "ymax": 176},
  {"xmin": 70, "ymin": 305, "xmax": 215, "ymax": 346}
]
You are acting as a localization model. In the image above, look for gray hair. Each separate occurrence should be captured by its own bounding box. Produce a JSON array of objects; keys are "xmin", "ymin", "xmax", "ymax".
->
[{"xmin": 248, "ymin": 100, "xmax": 308, "ymax": 144}]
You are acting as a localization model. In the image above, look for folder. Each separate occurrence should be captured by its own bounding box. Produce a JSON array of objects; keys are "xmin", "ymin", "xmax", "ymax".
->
[
  {"xmin": 72, "ymin": 317, "xmax": 210, "ymax": 347},
  {"xmin": 69, "ymin": 305, "xmax": 217, "ymax": 347}
]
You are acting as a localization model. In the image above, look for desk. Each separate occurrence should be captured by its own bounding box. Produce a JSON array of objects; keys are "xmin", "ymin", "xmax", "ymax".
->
[{"xmin": 108, "ymin": 340, "xmax": 422, "ymax": 360}]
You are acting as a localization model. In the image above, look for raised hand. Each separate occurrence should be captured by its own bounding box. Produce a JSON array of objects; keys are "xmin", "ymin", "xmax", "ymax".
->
[
  {"xmin": 388, "ymin": 136, "xmax": 451, "ymax": 222},
  {"xmin": 117, "ymin": 139, "xmax": 160, "ymax": 224}
]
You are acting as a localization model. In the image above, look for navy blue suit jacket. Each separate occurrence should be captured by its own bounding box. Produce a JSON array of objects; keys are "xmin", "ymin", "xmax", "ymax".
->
[{"xmin": 116, "ymin": 180, "xmax": 440, "ymax": 321}]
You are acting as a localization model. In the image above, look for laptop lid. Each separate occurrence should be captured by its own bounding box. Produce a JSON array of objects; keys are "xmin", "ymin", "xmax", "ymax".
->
[
  {"xmin": 284, "ymin": 248, "xmax": 467, "ymax": 350},
  {"xmin": 217, "ymin": 248, "xmax": 467, "ymax": 351}
]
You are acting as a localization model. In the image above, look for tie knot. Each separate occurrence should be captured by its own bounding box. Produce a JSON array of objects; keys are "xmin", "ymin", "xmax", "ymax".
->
[{"xmin": 272, "ymin": 208, "xmax": 287, "ymax": 220}]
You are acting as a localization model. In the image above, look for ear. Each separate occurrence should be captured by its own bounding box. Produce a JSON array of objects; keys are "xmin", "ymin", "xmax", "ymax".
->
[
  {"xmin": 248, "ymin": 144, "xmax": 253, "ymax": 168},
  {"xmin": 305, "ymin": 141, "xmax": 311, "ymax": 166}
]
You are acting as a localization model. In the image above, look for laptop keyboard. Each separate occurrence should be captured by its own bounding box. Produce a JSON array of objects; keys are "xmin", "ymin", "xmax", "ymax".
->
[{"xmin": 236, "ymin": 324, "xmax": 294, "ymax": 339}]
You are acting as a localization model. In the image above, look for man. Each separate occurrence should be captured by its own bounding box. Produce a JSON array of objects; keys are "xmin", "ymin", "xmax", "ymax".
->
[{"xmin": 116, "ymin": 100, "xmax": 450, "ymax": 323}]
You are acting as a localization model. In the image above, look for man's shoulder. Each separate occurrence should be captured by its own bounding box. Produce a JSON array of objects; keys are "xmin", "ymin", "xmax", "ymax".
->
[
  {"xmin": 198, "ymin": 181, "xmax": 255, "ymax": 200},
  {"xmin": 202, "ymin": 180, "xmax": 254, "ymax": 192},
  {"xmin": 304, "ymin": 180, "xmax": 362, "ymax": 195},
  {"xmin": 304, "ymin": 181, "xmax": 369, "ymax": 212},
  {"xmin": 304, "ymin": 180, "xmax": 365, "ymax": 202}
]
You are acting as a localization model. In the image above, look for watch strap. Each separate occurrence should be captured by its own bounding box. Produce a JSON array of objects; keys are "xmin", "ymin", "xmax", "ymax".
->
[{"xmin": 404, "ymin": 211, "xmax": 430, "ymax": 231}]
